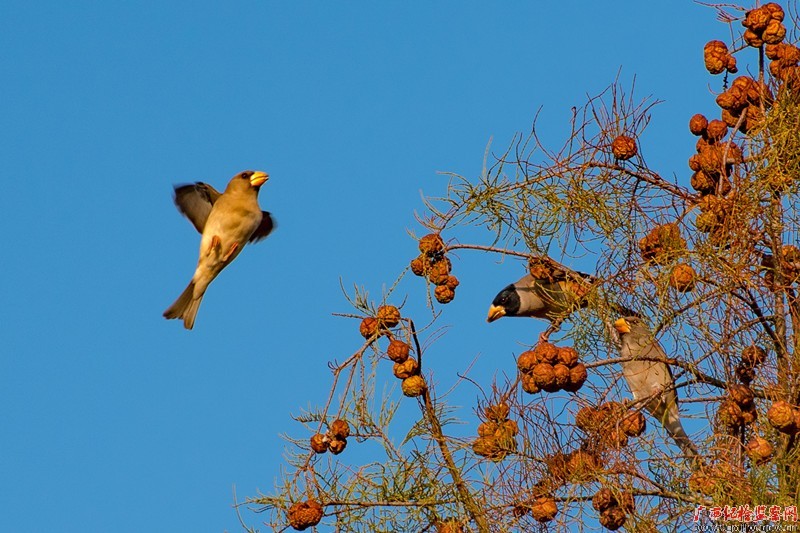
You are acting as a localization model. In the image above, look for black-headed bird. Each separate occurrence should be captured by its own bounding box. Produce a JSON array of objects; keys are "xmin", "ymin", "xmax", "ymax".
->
[{"xmin": 164, "ymin": 170, "xmax": 274, "ymax": 329}]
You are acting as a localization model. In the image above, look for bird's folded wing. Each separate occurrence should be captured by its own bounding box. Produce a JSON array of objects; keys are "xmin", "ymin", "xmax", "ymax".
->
[
  {"xmin": 249, "ymin": 211, "xmax": 275, "ymax": 243},
  {"xmin": 173, "ymin": 182, "xmax": 222, "ymax": 234}
]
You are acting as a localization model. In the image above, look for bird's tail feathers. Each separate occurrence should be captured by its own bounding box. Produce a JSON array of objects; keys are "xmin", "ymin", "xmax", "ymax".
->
[
  {"xmin": 662, "ymin": 412, "xmax": 700, "ymax": 459},
  {"xmin": 163, "ymin": 280, "xmax": 203, "ymax": 330}
]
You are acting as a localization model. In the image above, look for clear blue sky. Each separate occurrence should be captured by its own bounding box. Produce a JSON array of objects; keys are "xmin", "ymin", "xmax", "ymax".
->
[{"xmin": 2, "ymin": 2, "xmax": 723, "ymax": 531}]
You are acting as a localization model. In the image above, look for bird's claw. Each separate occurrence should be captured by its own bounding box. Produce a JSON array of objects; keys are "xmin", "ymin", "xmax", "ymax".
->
[
  {"xmin": 207, "ymin": 235, "xmax": 222, "ymax": 256},
  {"xmin": 223, "ymin": 242, "xmax": 239, "ymax": 262}
]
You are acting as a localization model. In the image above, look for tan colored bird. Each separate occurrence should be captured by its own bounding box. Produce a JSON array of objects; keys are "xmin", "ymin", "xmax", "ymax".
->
[
  {"xmin": 487, "ymin": 271, "xmax": 594, "ymax": 343},
  {"xmin": 163, "ymin": 170, "xmax": 274, "ymax": 329},
  {"xmin": 613, "ymin": 315, "xmax": 699, "ymax": 458}
]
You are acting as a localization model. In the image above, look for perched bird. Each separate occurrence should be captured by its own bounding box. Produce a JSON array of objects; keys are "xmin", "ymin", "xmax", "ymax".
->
[
  {"xmin": 613, "ymin": 315, "xmax": 699, "ymax": 458},
  {"xmin": 163, "ymin": 170, "xmax": 274, "ymax": 329},
  {"xmin": 486, "ymin": 270, "xmax": 594, "ymax": 343}
]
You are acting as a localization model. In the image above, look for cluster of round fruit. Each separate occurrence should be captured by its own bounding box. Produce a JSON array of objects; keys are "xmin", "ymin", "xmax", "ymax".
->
[
  {"xmin": 359, "ymin": 304, "xmax": 402, "ymax": 339},
  {"xmin": 761, "ymin": 246, "xmax": 800, "ymax": 289},
  {"xmin": 514, "ymin": 495, "xmax": 559, "ymax": 524},
  {"xmin": 669, "ymin": 263, "xmax": 696, "ymax": 293},
  {"xmin": 688, "ymin": 462, "xmax": 752, "ymax": 499},
  {"xmin": 734, "ymin": 344, "xmax": 766, "ymax": 384},
  {"xmin": 716, "ymin": 384, "xmax": 758, "ymax": 430},
  {"xmin": 433, "ymin": 517, "xmax": 464, "ymax": 533},
  {"xmin": 287, "ymin": 498, "xmax": 324, "ymax": 531},
  {"xmin": 638, "ymin": 222, "xmax": 687, "ymax": 264},
  {"xmin": 767, "ymin": 399, "xmax": 800, "ymax": 435},
  {"xmin": 610, "ymin": 135, "xmax": 637, "ymax": 161},
  {"xmin": 310, "ymin": 419, "xmax": 351, "ymax": 456},
  {"xmin": 745, "ymin": 435, "xmax": 774, "ymax": 465},
  {"xmin": 767, "ymin": 42, "xmax": 800, "ymax": 87},
  {"xmin": 472, "ymin": 401, "xmax": 518, "ymax": 461},
  {"xmin": 545, "ymin": 448, "xmax": 602, "ymax": 484},
  {"xmin": 410, "ymin": 233, "xmax": 459, "ymax": 304},
  {"xmin": 387, "ymin": 337, "xmax": 427, "ymax": 397},
  {"xmin": 715, "ymin": 76, "xmax": 769, "ymax": 135},
  {"xmin": 694, "ymin": 194, "xmax": 733, "ymax": 244},
  {"xmin": 575, "ymin": 401, "xmax": 646, "ymax": 450},
  {"xmin": 688, "ymin": 113, "xmax": 744, "ymax": 193},
  {"xmin": 516, "ymin": 342, "xmax": 587, "ymax": 394},
  {"xmin": 703, "ymin": 40, "xmax": 737, "ymax": 75},
  {"xmin": 742, "ymin": 3, "xmax": 786, "ymax": 47},
  {"xmin": 592, "ymin": 488, "xmax": 634, "ymax": 531}
]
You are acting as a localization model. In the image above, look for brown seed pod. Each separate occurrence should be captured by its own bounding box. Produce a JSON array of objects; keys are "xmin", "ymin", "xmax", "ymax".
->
[
  {"xmin": 689, "ymin": 114, "xmax": 709, "ymax": 135},
  {"xmin": 566, "ymin": 449, "xmax": 600, "ymax": 481},
  {"xmin": 735, "ymin": 362, "xmax": 757, "ymax": 384},
  {"xmin": 471, "ymin": 435, "xmax": 503, "ymax": 460},
  {"xmin": 744, "ymin": 28, "xmax": 764, "ymax": 48},
  {"xmin": 310, "ymin": 433, "xmax": 328, "ymax": 454},
  {"xmin": 553, "ymin": 364, "xmax": 571, "ymax": 388},
  {"xmin": 443, "ymin": 275, "xmax": 460, "ymax": 290},
  {"xmin": 599, "ymin": 506, "xmax": 627, "ymax": 531},
  {"xmin": 726, "ymin": 54, "xmax": 738, "ymax": 73},
  {"xmin": 521, "ymin": 372, "xmax": 541, "ymax": 395},
  {"xmin": 485, "ymin": 401, "xmax": 511, "ymax": 422},
  {"xmin": 329, "ymin": 419, "xmax": 351, "ymax": 439},
  {"xmin": 611, "ymin": 135, "xmax": 637, "ymax": 160},
  {"xmin": 592, "ymin": 488, "xmax": 616, "ymax": 512},
  {"xmin": 741, "ymin": 345, "xmax": 767, "ymax": 367},
  {"xmin": 410, "ymin": 254, "xmax": 432, "ymax": 277},
  {"xmin": 563, "ymin": 363, "xmax": 588, "ymax": 392},
  {"xmin": 556, "ymin": 346, "xmax": 579, "ymax": 367},
  {"xmin": 746, "ymin": 436, "xmax": 774, "ymax": 465},
  {"xmin": 767, "ymin": 400, "xmax": 799, "ymax": 434},
  {"xmin": 717, "ymin": 399, "xmax": 745, "ymax": 428},
  {"xmin": 670, "ymin": 263, "xmax": 697, "ymax": 292},
  {"xmin": 288, "ymin": 499, "xmax": 324, "ymax": 531},
  {"xmin": 376, "ymin": 305, "xmax": 401, "ymax": 328},
  {"xmin": 477, "ymin": 421, "xmax": 497, "ymax": 437},
  {"xmin": 428, "ymin": 258, "xmax": 452, "ymax": 285},
  {"xmin": 532, "ymin": 363, "xmax": 557, "ymax": 391},
  {"xmin": 620, "ymin": 410, "xmax": 646, "ymax": 437},
  {"xmin": 721, "ymin": 108, "xmax": 742, "ymax": 128},
  {"xmin": 763, "ymin": 19, "xmax": 786, "ymax": 44},
  {"xmin": 688, "ymin": 154, "xmax": 702, "ymax": 172},
  {"xmin": 517, "ymin": 350, "xmax": 539, "ymax": 373},
  {"xmin": 533, "ymin": 342, "xmax": 559, "ymax": 364},
  {"xmin": 499, "ymin": 419, "xmax": 519, "ymax": 437},
  {"xmin": 393, "ymin": 357, "xmax": 419, "ymax": 379},
  {"xmin": 546, "ymin": 452, "xmax": 569, "ymax": 481},
  {"xmin": 434, "ymin": 285, "xmax": 456, "ymax": 304},
  {"xmin": 418, "ymin": 233, "xmax": 445, "ymax": 256},
  {"xmin": 764, "ymin": 2, "xmax": 785, "ymax": 21},
  {"xmin": 688, "ymin": 470, "xmax": 717, "ymax": 496},
  {"xmin": 690, "ymin": 171, "xmax": 716, "ymax": 194},
  {"xmin": 639, "ymin": 223, "xmax": 686, "ymax": 263},
  {"xmin": 704, "ymin": 40, "xmax": 730, "ymax": 74},
  {"xmin": 435, "ymin": 518, "xmax": 464, "ymax": 533},
  {"xmin": 729, "ymin": 384, "xmax": 754, "ymax": 407},
  {"xmin": 530, "ymin": 496, "xmax": 558, "ymax": 523},
  {"xmin": 359, "ymin": 317, "xmax": 381, "ymax": 339},
  {"xmin": 743, "ymin": 6, "xmax": 772, "ymax": 32},
  {"xmin": 716, "ymin": 85, "xmax": 749, "ymax": 112},
  {"xmin": 401, "ymin": 375, "xmax": 427, "ymax": 397},
  {"xmin": 328, "ymin": 437, "xmax": 347, "ymax": 455},
  {"xmin": 741, "ymin": 403, "xmax": 758, "ymax": 425},
  {"xmin": 387, "ymin": 339, "xmax": 411, "ymax": 363},
  {"xmin": 705, "ymin": 119, "xmax": 729, "ymax": 141}
]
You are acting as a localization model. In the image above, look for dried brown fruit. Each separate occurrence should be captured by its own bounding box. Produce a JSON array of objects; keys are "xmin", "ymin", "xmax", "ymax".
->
[
  {"xmin": 688, "ymin": 470, "xmax": 717, "ymax": 496},
  {"xmin": 533, "ymin": 342, "xmax": 559, "ymax": 364},
  {"xmin": 393, "ymin": 357, "xmax": 419, "ymax": 379},
  {"xmin": 401, "ymin": 375, "xmax": 427, "ymax": 397},
  {"xmin": 611, "ymin": 135, "xmax": 637, "ymax": 160},
  {"xmin": 477, "ymin": 421, "xmax": 497, "ymax": 437},
  {"xmin": 532, "ymin": 363, "xmax": 557, "ymax": 391},
  {"xmin": 727, "ymin": 54, "xmax": 738, "ymax": 73},
  {"xmin": 521, "ymin": 373, "xmax": 541, "ymax": 394},
  {"xmin": 472, "ymin": 435, "xmax": 502, "ymax": 459},
  {"xmin": 620, "ymin": 410, "xmax": 646, "ymax": 437},
  {"xmin": 428, "ymin": 258, "xmax": 451, "ymax": 285},
  {"xmin": 705, "ymin": 119, "xmax": 729, "ymax": 141},
  {"xmin": 639, "ymin": 223, "xmax": 686, "ymax": 263},
  {"xmin": 563, "ymin": 363, "xmax": 588, "ymax": 392},
  {"xmin": 485, "ymin": 401, "xmax": 511, "ymax": 422},
  {"xmin": 689, "ymin": 114, "xmax": 708, "ymax": 136},
  {"xmin": 329, "ymin": 419, "xmax": 351, "ymax": 439},
  {"xmin": 767, "ymin": 400, "xmax": 799, "ymax": 434},
  {"xmin": 717, "ymin": 399, "xmax": 745, "ymax": 428},
  {"xmin": 592, "ymin": 488, "xmax": 616, "ymax": 512},
  {"xmin": 435, "ymin": 518, "xmax": 464, "ymax": 533},
  {"xmin": 575, "ymin": 406, "xmax": 598, "ymax": 432},
  {"xmin": 744, "ymin": 28, "xmax": 764, "ymax": 48},
  {"xmin": 517, "ymin": 350, "xmax": 539, "ymax": 373},
  {"xmin": 764, "ymin": 2, "xmax": 785, "ymax": 21},
  {"xmin": 410, "ymin": 254, "xmax": 431, "ymax": 277},
  {"xmin": 359, "ymin": 317, "xmax": 381, "ymax": 339},
  {"xmin": 376, "ymin": 305, "xmax": 401, "ymax": 328},
  {"xmin": 746, "ymin": 436, "xmax": 774, "ymax": 465},
  {"xmin": 743, "ymin": 6, "xmax": 772, "ymax": 32},
  {"xmin": 599, "ymin": 506, "xmax": 627, "ymax": 531},
  {"xmin": 553, "ymin": 364, "xmax": 571, "ymax": 388},
  {"xmin": 716, "ymin": 87, "xmax": 748, "ymax": 112},
  {"xmin": 418, "ymin": 233, "xmax": 445, "ymax": 256},
  {"xmin": 735, "ymin": 362, "xmax": 756, "ymax": 384},
  {"xmin": 742, "ymin": 345, "xmax": 767, "ymax": 367},
  {"xmin": 741, "ymin": 403, "xmax": 758, "ymax": 425},
  {"xmin": 670, "ymin": 263, "xmax": 696, "ymax": 292},
  {"xmin": 566, "ymin": 449, "xmax": 600, "ymax": 481},
  {"xmin": 763, "ymin": 19, "xmax": 786, "ymax": 44},
  {"xmin": 704, "ymin": 40, "xmax": 729, "ymax": 74},
  {"xmin": 530, "ymin": 496, "xmax": 558, "ymax": 523},
  {"xmin": 310, "ymin": 433, "xmax": 328, "ymax": 454},
  {"xmin": 328, "ymin": 437, "xmax": 347, "ymax": 455},
  {"xmin": 499, "ymin": 419, "xmax": 519, "ymax": 437},
  {"xmin": 387, "ymin": 339, "xmax": 411, "ymax": 363},
  {"xmin": 444, "ymin": 275, "xmax": 460, "ymax": 290},
  {"xmin": 690, "ymin": 170, "xmax": 716, "ymax": 194},
  {"xmin": 434, "ymin": 285, "xmax": 456, "ymax": 304},
  {"xmin": 556, "ymin": 346, "xmax": 579, "ymax": 367},
  {"xmin": 288, "ymin": 499, "xmax": 324, "ymax": 531},
  {"xmin": 729, "ymin": 384, "xmax": 754, "ymax": 407}
]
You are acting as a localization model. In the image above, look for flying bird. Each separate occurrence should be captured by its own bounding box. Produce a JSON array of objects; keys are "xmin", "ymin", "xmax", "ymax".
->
[
  {"xmin": 613, "ymin": 315, "xmax": 699, "ymax": 458},
  {"xmin": 163, "ymin": 170, "xmax": 274, "ymax": 329},
  {"xmin": 486, "ymin": 270, "xmax": 595, "ymax": 343}
]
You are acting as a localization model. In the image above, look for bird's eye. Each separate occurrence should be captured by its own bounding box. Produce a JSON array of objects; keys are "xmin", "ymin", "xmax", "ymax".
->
[{"xmin": 242, "ymin": 171, "xmax": 252, "ymax": 179}]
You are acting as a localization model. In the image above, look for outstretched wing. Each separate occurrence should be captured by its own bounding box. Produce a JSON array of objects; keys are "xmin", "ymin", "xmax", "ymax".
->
[{"xmin": 173, "ymin": 182, "xmax": 222, "ymax": 234}]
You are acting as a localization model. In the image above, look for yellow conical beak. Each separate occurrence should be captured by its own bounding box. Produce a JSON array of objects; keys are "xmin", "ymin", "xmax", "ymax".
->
[
  {"xmin": 250, "ymin": 171, "xmax": 269, "ymax": 187},
  {"xmin": 487, "ymin": 305, "xmax": 506, "ymax": 323},
  {"xmin": 613, "ymin": 317, "xmax": 630, "ymax": 334}
]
